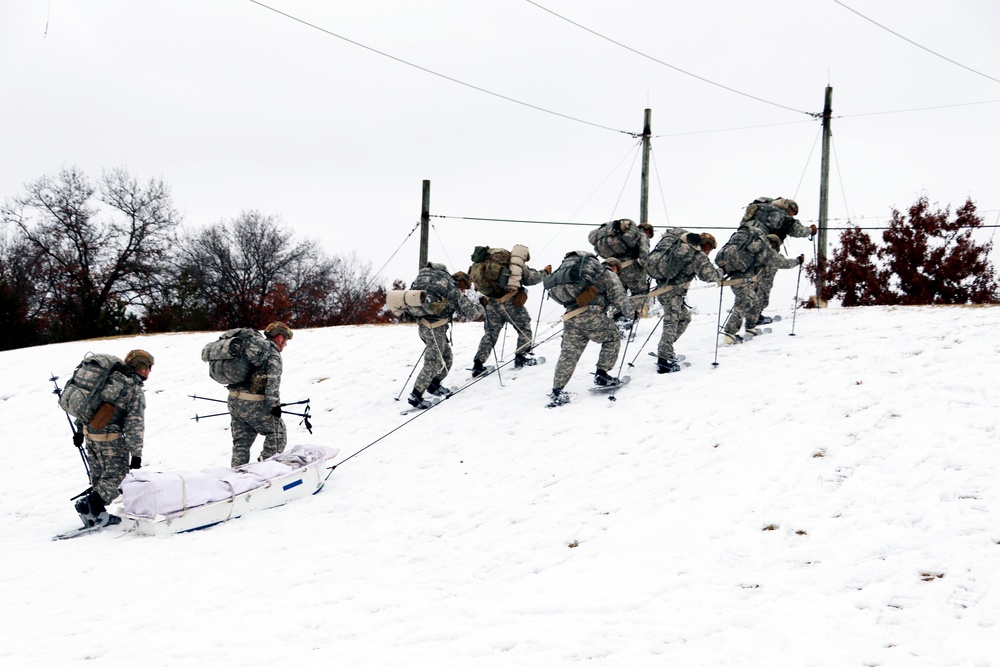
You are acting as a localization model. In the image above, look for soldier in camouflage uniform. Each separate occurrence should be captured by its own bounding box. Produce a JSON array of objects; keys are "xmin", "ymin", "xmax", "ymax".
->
[
  {"xmin": 744, "ymin": 197, "xmax": 816, "ymax": 325},
  {"xmin": 650, "ymin": 232, "xmax": 723, "ymax": 373},
  {"xmin": 718, "ymin": 227, "xmax": 803, "ymax": 345},
  {"xmin": 471, "ymin": 263, "xmax": 551, "ymax": 376},
  {"xmin": 589, "ymin": 219, "xmax": 654, "ymax": 313},
  {"xmin": 549, "ymin": 258, "xmax": 633, "ymax": 404},
  {"xmin": 73, "ymin": 349, "xmax": 153, "ymax": 528},
  {"xmin": 408, "ymin": 264, "xmax": 485, "ymax": 409},
  {"xmin": 227, "ymin": 322, "xmax": 291, "ymax": 467}
]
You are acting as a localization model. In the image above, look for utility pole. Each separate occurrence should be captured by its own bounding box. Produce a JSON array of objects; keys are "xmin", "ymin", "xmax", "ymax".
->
[
  {"xmin": 419, "ymin": 179, "xmax": 430, "ymax": 270},
  {"xmin": 816, "ymin": 86, "xmax": 832, "ymax": 307},
  {"xmin": 640, "ymin": 108, "xmax": 651, "ymax": 226}
]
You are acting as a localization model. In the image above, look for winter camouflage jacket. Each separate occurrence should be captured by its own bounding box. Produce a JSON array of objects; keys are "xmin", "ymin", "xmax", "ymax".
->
[
  {"xmin": 229, "ymin": 338, "xmax": 283, "ymax": 408},
  {"xmin": 411, "ymin": 262, "xmax": 485, "ymax": 321},
  {"xmin": 76, "ymin": 372, "xmax": 146, "ymax": 458},
  {"xmin": 658, "ymin": 238, "xmax": 724, "ymax": 286}
]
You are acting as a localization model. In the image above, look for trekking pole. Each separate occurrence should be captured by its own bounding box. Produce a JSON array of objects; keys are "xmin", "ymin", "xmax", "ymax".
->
[
  {"xmin": 530, "ymin": 291, "xmax": 545, "ymax": 351},
  {"xmin": 191, "ymin": 411, "xmax": 230, "ymax": 422},
  {"xmin": 280, "ymin": 405, "xmax": 313, "ymax": 434},
  {"xmin": 484, "ymin": 308, "xmax": 504, "ymax": 387},
  {"xmin": 712, "ymin": 282, "xmax": 725, "ymax": 367},
  {"xmin": 51, "ymin": 373, "xmax": 91, "ymax": 483},
  {"xmin": 790, "ymin": 261, "xmax": 804, "ymax": 337},
  {"xmin": 608, "ymin": 312, "xmax": 639, "ymax": 402},
  {"xmin": 189, "ymin": 393, "xmax": 226, "ymax": 404},
  {"xmin": 627, "ymin": 315, "xmax": 664, "ymax": 368},
  {"xmin": 395, "ymin": 349, "xmax": 425, "ymax": 401},
  {"xmin": 280, "ymin": 399, "xmax": 310, "ymax": 407}
]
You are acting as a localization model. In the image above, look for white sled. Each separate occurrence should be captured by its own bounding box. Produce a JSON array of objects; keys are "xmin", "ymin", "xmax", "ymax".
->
[{"xmin": 108, "ymin": 445, "xmax": 339, "ymax": 536}]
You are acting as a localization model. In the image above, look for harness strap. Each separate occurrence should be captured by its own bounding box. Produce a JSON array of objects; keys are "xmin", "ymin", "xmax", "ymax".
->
[
  {"xmin": 561, "ymin": 305, "xmax": 590, "ymax": 322},
  {"xmin": 229, "ymin": 390, "xmax": 266, "ymax": 401},
  {"xmin": 418, "ymin": 317, "xmax": 450, "ymax": 329},
  {"xmin": 84, "ymin": 430, "xmax": 120, "ymax": 442},
  {"xmin": 648, "ymin": 281, "xmax": 692, "ymax": 298}
]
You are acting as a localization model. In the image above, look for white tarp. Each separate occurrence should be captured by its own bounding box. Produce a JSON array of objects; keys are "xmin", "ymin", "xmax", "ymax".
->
[{"xmin": 120, "ymin": 445, "xmax": 338, "ymax": 518}]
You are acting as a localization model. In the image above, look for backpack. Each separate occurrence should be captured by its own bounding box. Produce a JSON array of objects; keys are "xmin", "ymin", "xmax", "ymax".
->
[
  {"xmin": 644, "ymin": 228, "xmax": 690, "ymax": 282},
  {"xmin": 201, "ymin": 328, "xmax": 271, "ymax": 385},
  {"xmin": 58, "ymin": 353, "xmax": 135, "ymax": 428},
  {"xmin": 468, "ymin": 246, "xmax": 513, "ymax": 298},
  {"xmin": 714, "ymin": 226, "xmax": 757, "ymax": 275},
  {"xmin": 543, "ymin": 251, "xmax": 604, "ymax": 306},
  {"xmin": 393, "ymin": 266, "xmax": 452, "ymax": 319},
  {"xmin": 589, "ymin": 219, "xmax": 641, "ymax": 259},
  {"xmin": 742, "ymin": 197, "xmax": 775, "ymax": 224}
]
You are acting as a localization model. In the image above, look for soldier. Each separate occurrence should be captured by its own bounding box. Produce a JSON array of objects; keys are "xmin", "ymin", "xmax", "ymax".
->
[
  {"xmin": 407, "ymin": 264, "xmax": 485, "ymax": 409},
  {"xmin": 743, "ymin": 197, "xmax": 816, "ymax": 325},
  {"xmin": 589, "ymin": 219, "xmax": 654, "ymax": 312},
  {"xmin": 648, "ymin": 231, "xmax": 723, "ymax": 373},
  {"xmin": 227, "ymin": 321, "xmax": 291, "ymax": 467},
  {"xmin": 471, "ymin": 262, "xmax": 551, "ymax": 377},
  {"xmin": 549, "ymin": 255, "xmax": 633, "ymax": 405},
  {"xmin": 72, "ymin": 349, "xmax": 153, "ymax": 528},
  {"xmin": 717, "ymin": 227, "xmax": 803, "ymax": 345}
]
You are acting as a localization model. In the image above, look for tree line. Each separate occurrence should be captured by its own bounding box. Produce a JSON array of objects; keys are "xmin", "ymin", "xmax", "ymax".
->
[{"xmin": 0, "ymin": 167, "xmax": 394, "ymax": 351}]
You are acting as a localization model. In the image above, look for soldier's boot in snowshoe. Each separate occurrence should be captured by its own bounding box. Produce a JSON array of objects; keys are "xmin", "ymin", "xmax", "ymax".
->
[
  {"xmin": 722, "ymin": 331, "xmax": 743, "ymax": 345},
  {"xmin": 656, "ymin": 356, "xmax": 681, "ymax": 374},
  {"xmin": 744, "ymin": 327, "xmax": 759, "ymax": 340},
  {"xmin": 547, "ymin": 388, "xmax": 571, "ymax": 407},
  {"xmin": 514, "ymin": 353, "xmax": 538, "ymax": 369},
  {"xmin": 74, "ymin": 490, "xmax": 116, "ymax": 528},
  {"xmin": 407, "ymin": 390, "xmax": 432, "ymax": 409},
  {"xmin": 755, "ymin": 315, "xmax": 773, "ymax": 326},
  {"xmin": 427, "ymin": 378, "xmax": 451, "ymax": 398},
  {"xmin": 471, "ymin": 359, "xmax": 487, "ymax": 378},
  {"xmin": 594, "ymin": 369, "xmax": 620, "ymax": 387}
]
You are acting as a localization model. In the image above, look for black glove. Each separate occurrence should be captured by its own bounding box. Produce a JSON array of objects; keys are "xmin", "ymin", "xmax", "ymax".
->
[
  {"xmin": 797, "ymin": 254, "xmax": 805, "ymax": 265},
  {"xmin": 72, "ymin": 430, "xmax": 84, "ymax": 448},
  {"xmin": 479, "ymin": 295, "xmax": 489, "ymax": 308},
  {"xmin": 270, "ymin": 405, "xmax": 282, "ymax": 418},
  {"xmin": 130, "ymin": 455, "xmax": 142, "ymax": 470}
]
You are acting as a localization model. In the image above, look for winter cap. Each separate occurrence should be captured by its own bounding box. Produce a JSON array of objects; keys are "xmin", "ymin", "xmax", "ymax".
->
[
  {"xmin": 699, "ymin": 233, "xmax": 717, "ymax": 250},
  {"xmin": 125, "ymin": 349, "xmax": 154, "ymax": 371},
  {"xmin": 264, "ymin": 321, "xmax": 293, "ymax": 340}
]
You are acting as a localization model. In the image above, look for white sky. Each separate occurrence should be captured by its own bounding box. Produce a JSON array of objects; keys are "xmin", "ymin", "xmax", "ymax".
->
[
  {"xmin": 2, "ymin": 0, "xmax": 999, "ymax": 285},
  {"xmin": 1, "ymin": 302, "xmax": 998, "ymax": 665}
]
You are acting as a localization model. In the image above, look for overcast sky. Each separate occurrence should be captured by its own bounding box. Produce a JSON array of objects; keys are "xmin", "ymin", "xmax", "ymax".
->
[{"xmin": 3, "ymin": 0, "xmax": 998, "ymax": 285}]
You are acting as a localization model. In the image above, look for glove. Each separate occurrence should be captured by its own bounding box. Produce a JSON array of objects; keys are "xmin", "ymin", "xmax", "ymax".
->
[
  {"xmin": 543, "ymin": 265, "xmax": 552, "ymax": 275},
  {"xmin": 614, "ymin": 313, "xmax": 633, "ymax": 330},
  {"xmin": 129, "ymin": 455, "xmax": 142, "ymax": 470},
  {"xmin": 479, "ymin": 295, "xmax": 489, "ymax": 308},
  {"xmin": 797, "ymin": 254, "xmax": 805, "ymax": 265},
  {"xmin": 810, "ymin": 224, "xmax": 818, "ymax": 236},
  {"xmin": 271, "ymin": 405, "xmax": 282, "ymax": 418},
  {"xmin": 72, "ymin": 430, "xmax": 84, "ymax": 448}
]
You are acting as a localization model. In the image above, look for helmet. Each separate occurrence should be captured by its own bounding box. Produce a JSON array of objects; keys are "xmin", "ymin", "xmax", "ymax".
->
[
  {"xmin": 699, "ymin": 233, "xmax": 717, "ymax": 251},
  {"xmin": 774, "ymin": 198, "xmax": 799, "ymax": 216},
  {"xmin": 638, "ymin": 222, "xmax": 654, "ymax": 237},
  {"xmin": 264, "ymin": 321, "xmax": 293, "ymax": 340},
  {"xmin": 452, "ymin": 271, "xmax": 470, "ymax": 290},
  {"xmin": 125, "ymin": 349, "xmax": 154, "ymax": 371},
  {"xmin": 767, "ymin": 234, "xmax": 782, "ymax": 251},
  {"xmin": 602, "ymin": 257, "xmax": 622, "ymax": 270}
]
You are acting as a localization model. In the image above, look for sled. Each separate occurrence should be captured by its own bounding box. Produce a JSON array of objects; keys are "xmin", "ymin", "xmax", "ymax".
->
[{"xmin": 108, "ymin": 445, "xmax": 339, "ymax": 536}]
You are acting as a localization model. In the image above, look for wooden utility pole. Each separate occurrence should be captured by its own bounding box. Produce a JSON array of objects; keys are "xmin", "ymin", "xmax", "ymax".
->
[
  {"xmin": 816, "ymin": 87, "xmax": 833, "ymax": 307},
  {"xmin": 640, "ymin": 108, "xmax": 651, "ymax": 226},
  {"xmin": 419, "ymin": 179, "xmax": 430, "ymax": 270}
]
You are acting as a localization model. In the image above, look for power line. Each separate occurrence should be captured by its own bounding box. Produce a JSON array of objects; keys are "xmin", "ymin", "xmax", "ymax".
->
[
  {"xmin": 247, "ymin": 0, "xmax": 635, "ymax": 137},
  {"xmin": 832, "ymin": 0, "xmax": 1000, "ymax": 86},
  {"xmin": 523, "ymin": 0, "xmax": 817, "ymax": 118},
  {"xmin": 836, "ymin": 98, "xmax": 1000, "ymax": 119}
]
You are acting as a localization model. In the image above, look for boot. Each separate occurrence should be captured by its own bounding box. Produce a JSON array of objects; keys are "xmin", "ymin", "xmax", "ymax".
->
[
  {"xmin": 471, "ymin": 359, "xmax": 487, "ymax": 378},
  {"xmin": 427, "ymin": 378, "xmax": 451, "ymax": 397},
  {"xmin": 407, "ymin": 389, "xmax": 430, "ymax": 408},
  {"xmin": 656, "ymin": 356, "xmax": 681, "ymax": 374},
  {"xmin": 755, "ymin": 315, "xmax": 773, "ymax": 326},
  {"xmin": 594, "ymin": 369, "xmax": 619, "ymax": 387},
  {"xmin": 547, "ymin": 388, "xmax": 571, "ymax": 407},
  {"xmin": 514, "ymin": 353, "xmax": 537, "ymax": 369},
  {"xmin": 723, "ymin": 332, "xmax": 743, "ymax": 345},
  {"xmin": 744, "ymin": 327, "xmax": 759, "ymax": 340}
]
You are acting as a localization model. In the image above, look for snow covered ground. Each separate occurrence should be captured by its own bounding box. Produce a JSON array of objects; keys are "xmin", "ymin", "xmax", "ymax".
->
[{"xmin": 1, "ymin": 295, "xmax": 998, "ymax": 666}]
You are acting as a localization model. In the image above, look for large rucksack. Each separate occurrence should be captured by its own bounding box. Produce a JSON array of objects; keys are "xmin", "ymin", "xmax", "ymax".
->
[
  {"xmin": 385, "ymin": 265, "xmax": 453, "ymax": 319},
  {"xmin": 58, "ymin": 353, "xmax": 135, "ymax": 428},
  {"xmin": 644, "ymin": 228, "xmax": 691, "ymax": 282},
  {"xmin": 714, "ymin": 226, "xmax": 757, "ymax": 275},
  {"xmin": 201, "ymin": 328, "xmax": 271, "ymax": 385},
  {"xmin": 543, "ymin": 251, "xmax": 605, "ymax": 306},
  {"xmin": 468, "ymin": 246, "xmax": 513, "ymax": 298},
  {"xmin": 588, "ymin": 219, "xmax": 642, "ymax": 259}
]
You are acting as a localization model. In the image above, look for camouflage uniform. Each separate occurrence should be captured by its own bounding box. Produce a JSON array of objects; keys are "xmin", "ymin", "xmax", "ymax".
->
[
  {"xmin": 77, "ymin": 370, "xmax": 146, "ymax": 504},
  {"xmin": 412, "ymin": 263, "xmax": 484, "ymax": 394},
  {"xmin": 589, "ymin": 221, "xmax": 651, "ymax": 312},
  {"xmin": 720, "ymin": 226, "xmax": 800, "ymax": 337},
  {"xmin": 653, "ymin": 241, "xmax": 723, "ymax": 360},
  {"xmin": 747, "ymin": 202, "xmax": 812, "ymax": 314},
  {"xmin": 474, "ymin": 266, "xmax": 546, "ymax": 363},
  {"xmin": 552, "ymin": 264, "xmax": 632, "ymax": 391},
  {"xmin": 227, "ymin": 337, "xmax": 285, "ymax": 467}
]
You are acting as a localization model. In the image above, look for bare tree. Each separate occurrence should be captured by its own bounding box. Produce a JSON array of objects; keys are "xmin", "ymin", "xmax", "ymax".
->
[{"xmin": 1, "ymin": 166, "xmax": 180, "ymax": 341}]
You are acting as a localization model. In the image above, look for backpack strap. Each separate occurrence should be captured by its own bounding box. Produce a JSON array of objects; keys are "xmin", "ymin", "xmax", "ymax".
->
[
  {"xmin": 419, "ymin": 317, "xmax": 450, "ymax": 329},
  {"xmin": 84, "ymin": 430, "xmax": 120, "ymax": 442},
  {"xmin": 497, "ymin": 291, "xmax": 517, "ymax": 304},
  {"xmin": 618, "ymin": 259, "xmax": 637, "ymax": 270},
  {"xmin": 561, "ymin": 305, "xmax": 590, "ymax": 321},
  {"xmin": 648, "ymin": 281, "xmax": 692, "ymax": 298}
]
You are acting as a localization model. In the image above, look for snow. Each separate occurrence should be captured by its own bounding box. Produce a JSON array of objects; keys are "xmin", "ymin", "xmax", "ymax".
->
[{"xmin": 1, "ymin": 294, "xmax": 999, "ymax": 666}]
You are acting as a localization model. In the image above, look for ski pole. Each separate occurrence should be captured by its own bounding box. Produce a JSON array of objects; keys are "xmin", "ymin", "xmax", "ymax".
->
[
  {"xmin": 608, "ymin": 312, "xmax": 639, "ymax": 402},
  {"xmin": 51, "ymin": 373, "xmax": 91, "ymax": 483},
  {"xmin": 530, "ymin": 290, "xmax": 545, "ymax": 351},
  {"xmin": 627, "ymin": 314, "xmax": 664, "ymax": 368},
  {"xmin": 189, "ymin": 393, "xmax": 227, "ymax": 404},
  {"xmin": 280, "ymin": 398, "xmax": 310, "ymax": 407},
  {"xmin": 790, "ymin": 261, "xmax": 804, "ymax": 337},
  {"xmin": 712, "ymin": 282, "xmax": 725, "ymax": 367},
  {"xmin": 484, "ymin": 307, "xmax": 504, "ymax": 387},
  {"xmin": 192, "ymin": 411, "xmax": 230, "ymax": 422},
  {"xmin": 395, "ymin": 348, "xmax": 425, "ymax": 401}
]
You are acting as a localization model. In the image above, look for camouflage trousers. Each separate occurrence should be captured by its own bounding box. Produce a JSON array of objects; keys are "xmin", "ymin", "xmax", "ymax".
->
[
  {"xmin": 723, "ymin": 281, "xmax": 761, "ymax": 335},
  {"xmin": 755, "ymin": 265, "xmax": 779, "ymax": 313},
  {"xmin": 552, "ymin": 308, "xmax": 621, "ymax": 390},
  {"xmin": 474, "ymin": 299, "xmax": 533, "ymax": 363},
  {"xmin": 85, "ymin": 436, "xmax": 130, "ymax": 504},
  {"xmin": 619, "ymin": 262, "xmax": 650, "ymax": 314},
  {"xmin": 656, "ymin": 289, "xmax": 692, "ymax": 359},
  {"xmin": 228, "ymin": 396, "xmax": 287, "ymax": 468},
  {"xmin": 415, "ymin": 322, "xmax": 452, "ymax": 393}
]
